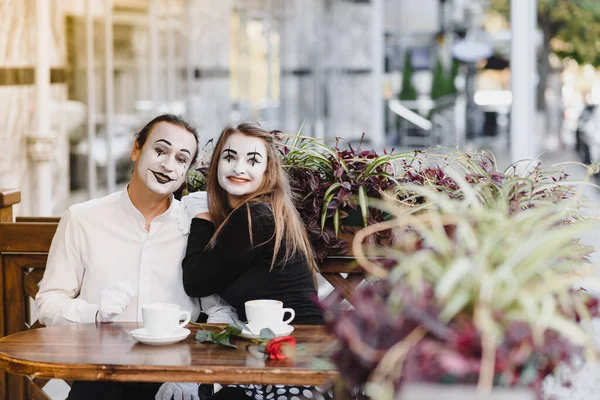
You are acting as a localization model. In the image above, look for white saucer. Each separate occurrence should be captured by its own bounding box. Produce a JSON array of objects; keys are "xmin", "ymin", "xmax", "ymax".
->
[
  {"xmin": 239, "ymin": 324, "xmax": 294, "ymax": 340},
  {"xmin": 129, "ymin": 328, "xmax": 191, "ymax": 346}
]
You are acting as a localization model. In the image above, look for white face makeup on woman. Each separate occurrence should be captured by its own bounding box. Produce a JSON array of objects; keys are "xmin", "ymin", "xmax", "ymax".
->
[
  {"xmin": 217, "ymin": 132, "xmax": 268, "ymax": 206},
  {"xmin": 132, "ymin": 122, "xmax": 198, "ymax": 196}
]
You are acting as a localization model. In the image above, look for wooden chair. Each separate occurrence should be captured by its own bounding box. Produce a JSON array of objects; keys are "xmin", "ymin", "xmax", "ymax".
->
[{"xmin": 0, "ymin": 189, "xmax": 59, "ymax": 399}]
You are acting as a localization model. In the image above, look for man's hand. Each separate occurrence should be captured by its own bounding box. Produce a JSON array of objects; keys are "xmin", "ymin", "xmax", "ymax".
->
[
  {"xmin": 178, "ymin": 192, "xmax": 209, "ymax": 234},
  {"xmin": 155, "ymin": 382, "xmax": 199, "ymax": 400},
  {"xmin": 98, "ymin": 281, "xmax": 136, "ymax": 323}
]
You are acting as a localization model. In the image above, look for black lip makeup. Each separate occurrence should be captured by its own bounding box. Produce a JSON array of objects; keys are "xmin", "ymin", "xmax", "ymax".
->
[{"xmin": 151, "ymin": 170, "xmax": 174, "ymax": 184}]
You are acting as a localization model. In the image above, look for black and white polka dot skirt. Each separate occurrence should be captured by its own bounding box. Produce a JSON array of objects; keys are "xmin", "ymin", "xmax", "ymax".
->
[{"xmin": 227, "ymin": 384, "xmax": 334, "ymax": 400}]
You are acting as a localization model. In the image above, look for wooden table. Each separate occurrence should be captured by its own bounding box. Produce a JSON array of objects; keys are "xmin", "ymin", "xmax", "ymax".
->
[{"xmin": 0, "ymin": 323, "xmax": 338, "ymax": 387}]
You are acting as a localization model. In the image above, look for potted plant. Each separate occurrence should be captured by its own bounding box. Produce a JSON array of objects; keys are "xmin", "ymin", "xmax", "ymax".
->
[
  {"xmin": 323, "ymin": 155, "xmax": 599, "ymax": 399},
  {"xmin": 279, "ymin": 133, "xmax": 415, "ymax": 260}
]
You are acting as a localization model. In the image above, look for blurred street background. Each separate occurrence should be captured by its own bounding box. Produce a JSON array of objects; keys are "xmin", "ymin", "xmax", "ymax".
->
[{"xmin": 2, "ymin": 0, "xmax": 600, "ymax": 218}]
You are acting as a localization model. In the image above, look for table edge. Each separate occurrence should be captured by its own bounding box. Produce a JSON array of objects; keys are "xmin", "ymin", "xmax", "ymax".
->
[{"xmin": 0, "ymin": 352, "xmax": 338, "ymax": 385}]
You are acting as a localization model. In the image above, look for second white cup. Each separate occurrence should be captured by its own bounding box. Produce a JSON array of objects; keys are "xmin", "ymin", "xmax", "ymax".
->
[
  {"xmin": 245, "ymin": 299, "xmax": 295, "ymax": 332},
  {"xmin": 141, "ymin": 303, "xmax": 191, "ymax": 337}
]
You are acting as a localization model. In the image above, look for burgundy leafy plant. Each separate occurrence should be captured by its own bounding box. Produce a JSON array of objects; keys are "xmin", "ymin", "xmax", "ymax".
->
[{"xmin": 280, "ymin": 134, "xmax": 413, "ymax": 260}]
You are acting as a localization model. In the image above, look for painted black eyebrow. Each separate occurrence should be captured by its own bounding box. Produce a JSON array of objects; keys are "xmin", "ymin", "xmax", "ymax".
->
[
  {"xmin": 155, "ymin": 139, "xmax": 191, "ymax": 156},
  {"xmin": 247, "ymin": 152, "xmax": 263, "ymax": 159},
  {"xmin": 155, "ymin": 139, "xmax": 172, "ymax": 146},
  {"xmin": 222, "ymin": 148, "xmax": 237, "ymax": 155}
]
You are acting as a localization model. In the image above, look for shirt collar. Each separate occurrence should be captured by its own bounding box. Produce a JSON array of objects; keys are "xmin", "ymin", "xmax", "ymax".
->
[
  {"xmin": 120, "ymin": 186, "xmax": 176, "ymax": 225},
  {"xmin": 155, "ymin": 193, "xmax": 177, "ymax": 222}
]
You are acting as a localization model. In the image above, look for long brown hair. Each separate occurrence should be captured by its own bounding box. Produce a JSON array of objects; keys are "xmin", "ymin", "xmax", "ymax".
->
[{"xmin": 206, "ymin": 122, "xmax": 319, "ymax": 285}]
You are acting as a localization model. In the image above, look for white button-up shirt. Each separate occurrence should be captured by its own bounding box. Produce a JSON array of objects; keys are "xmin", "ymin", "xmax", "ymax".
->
[{"xmin": 36, "ymin": 189, "xmax": 233, "ymax": 326}]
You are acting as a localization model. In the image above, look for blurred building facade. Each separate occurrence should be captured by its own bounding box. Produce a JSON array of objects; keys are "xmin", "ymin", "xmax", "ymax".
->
[
  {"xmin": 1, "ymin": 0, "xmax": 486, "ymax": 216},
  {"xmin": 1, "ymin": 0, "xmax": 71, "ymax": 216}
]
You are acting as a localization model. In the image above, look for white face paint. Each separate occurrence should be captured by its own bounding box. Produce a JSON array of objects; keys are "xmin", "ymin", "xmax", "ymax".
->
[
  {"xmin": 217, "ymin": 132, "xmax": 268, "ymax": 206},
  {"xmin": 133, "ymin": 122, "xmax": 197, "ymax": 195}
]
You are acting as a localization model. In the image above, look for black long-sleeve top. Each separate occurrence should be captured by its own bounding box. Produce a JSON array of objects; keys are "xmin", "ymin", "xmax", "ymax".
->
[{"xmin": 182, "ymin": 203, "xmax": 324, "ymax": 325}]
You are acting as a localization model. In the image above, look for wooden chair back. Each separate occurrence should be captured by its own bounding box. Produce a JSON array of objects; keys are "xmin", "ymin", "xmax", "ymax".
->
[{"xmin": 0, "ymin": 189, "xmax": 60, "ymax": 399}]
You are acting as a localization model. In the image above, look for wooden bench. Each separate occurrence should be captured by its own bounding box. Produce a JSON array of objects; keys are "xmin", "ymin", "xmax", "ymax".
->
[{"xmin": 0, "ymin": 189, "xmax": 363, "ymax": 399}]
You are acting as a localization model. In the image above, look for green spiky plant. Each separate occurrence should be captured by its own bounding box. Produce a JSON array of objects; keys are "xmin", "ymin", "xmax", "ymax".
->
[{"xmin": 325, "ymin": 155, "xmax": 600, "ymax": 399}]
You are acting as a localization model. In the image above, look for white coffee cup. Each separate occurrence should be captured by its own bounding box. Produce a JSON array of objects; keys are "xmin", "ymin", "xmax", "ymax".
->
[
  {"xmin": 245, "ymin": 299, "xmax": 295, "ymax": 333},
  {"xmin": 141, "ymin": 303, "xmax": 191, "ymax": 337}
]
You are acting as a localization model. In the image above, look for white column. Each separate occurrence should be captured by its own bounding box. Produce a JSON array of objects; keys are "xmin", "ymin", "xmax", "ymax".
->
[
  {"xmin": 105, "ymin": 0, "xmax": 116, "ymax": 193},
  {"xmin": 266, "ymin": 19, "xmax": 273, "ymax": 122},
  {"xmin": 166, "ymin": 0, "xmax": 176, "ymax": 109},
  {"xmin": 185, "ymin": 0, "xmax": 194, "ymax": 121},
  {"xmin": 510, "ymin": 0, "xmax": 537, "ymax": 161},
  {"xmin": 86, "ymin": 0, "xmax": 97, "ymax": 198},
  {"xmin": 29, "ymin": 0, "xmax": 53, "ymax": 216},
  {"xmin": 149, "ymin": 0, "xmax": 160, "ymax": 112},
  {"xmin": 311, "ymin": 0, "xmax": 324, "ymax": 139},
  {"xmin": 371, "ymin": 0, "xmax": 384, "ymax": 148}
]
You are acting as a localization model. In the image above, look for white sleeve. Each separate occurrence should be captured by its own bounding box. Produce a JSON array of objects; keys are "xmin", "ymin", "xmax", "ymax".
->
[
  {"xmin": 35, "ymin": 209, "xmax": 99, "ymax": 326},
  {"xmin": 201, "ymin": 294, "xmax": 239, "ymax": 324}
]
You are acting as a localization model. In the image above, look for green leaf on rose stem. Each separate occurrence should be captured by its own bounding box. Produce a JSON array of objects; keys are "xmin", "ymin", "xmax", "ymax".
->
[
  {"xmin": 259, "ymin": 328, "xmax": 276, "ymax": 340},
  {"xmin": 195, "ymin": 330, "xmax": 216, "ymax": 343},
  {"xmin": 212, "ymin": 330, "xmax": 229, "ymax": 342},
  {"xmin": 225, "ymin": 325, "xmax": 242, "ymax": 336},
  {"xmin": 258, "ymin": 342, "xmax": 266, "ymax": 353},
  {"xmin": 230, "ymin": 319, "xmax": 248, "ymax": 334},
  {"xmin": 212, "ymin": 329, "xmax": 237, "ymax": 347},
  {"xmin": 214, "ymin": 333, "xmax": 237, "ymax": 349}
]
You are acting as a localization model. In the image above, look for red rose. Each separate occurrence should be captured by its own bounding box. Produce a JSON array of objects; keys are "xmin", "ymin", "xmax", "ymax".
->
[{"xmin": 264, "ymin": 336, "xmax": 296, "ymax": 360}]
